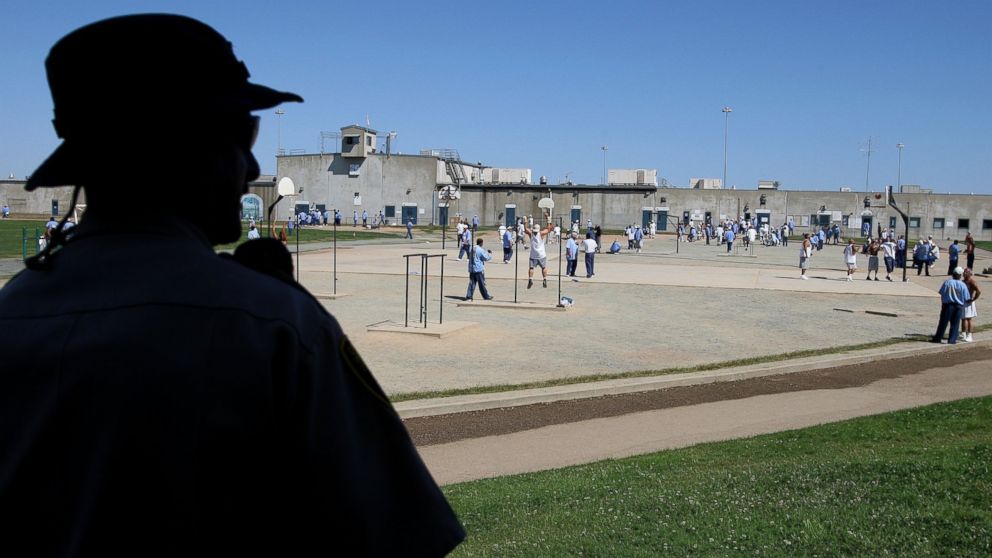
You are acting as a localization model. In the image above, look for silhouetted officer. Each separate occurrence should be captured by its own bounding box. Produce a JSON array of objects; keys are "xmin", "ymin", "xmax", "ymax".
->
[{"xmin": 0, "ymin": 14, "xmax": 463, "ymax": 557}]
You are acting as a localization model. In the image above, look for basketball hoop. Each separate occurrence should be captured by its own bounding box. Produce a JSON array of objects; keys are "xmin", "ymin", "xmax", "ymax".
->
[
  {"xmin": 868, "ymin": 191, "xmax": 888, "ymax": 208},
  {"xmin": 439, "ymin": 185, "xmax": 460, "ymax": 201}
]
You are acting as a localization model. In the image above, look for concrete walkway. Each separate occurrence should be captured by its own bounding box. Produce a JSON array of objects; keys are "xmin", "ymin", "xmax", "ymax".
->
[
  {"xmin": 395, "ymin": 339, "xmax": 988, "ymax": 418},
  {"xmin": 419, "ymin": 346, "xmax": 992, "ymax": 485}
]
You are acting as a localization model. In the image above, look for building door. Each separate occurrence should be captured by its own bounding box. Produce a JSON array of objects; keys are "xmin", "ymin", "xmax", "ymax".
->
[
  {"xmin": 642, "ymin": 210, "xmax": 653, "ymax": 228},
  {"xmin": 705, "ymin": 211, "xmax": 712, "ymax": 225},
  {"xmin": 657, "ymin": 210, "xmax": 668, "ymax": 231},
  {"xmin": 51, "ymin": 200, "xmax": 59, "ymax": 217},
  {"xmin": 505, "ymin": 206, "xmax": 516, "ymax": 226},
  {"xmin": 682, "ymin": 211, "xmax": 690, "ymax": 225},
  {"xmin": 401, "ymin": 206, "xmax": 418, "ymax": 225},
  {"xmin": 240, "ymin": 194, "xmax": 262, "ymax": 221},
  {"xmin": 861, "ymin": 216, "xmax": 872, "ymax": 237},
  {"xmin": 438, "ymin": 206, "xmax": 448, "ymax": 226},
  {"xmin": 570, "ymin": 208, "xmax": 581, "ymax": 225}
]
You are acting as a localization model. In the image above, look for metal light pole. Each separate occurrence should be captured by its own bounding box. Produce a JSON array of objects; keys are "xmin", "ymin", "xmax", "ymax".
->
[
  {"xmin": 896, "ymin": 143, "xmax": 904, "ymax": 191},
  {"xmin": 275, "ymin": 109, "xmax": 285, "ymax": 155},
  {"xmin": 332, "ymin": 212, "xmax": 337, "ymax": 295},
  {"xmin": 722, "ymin": 107, "xmax": 732, "ymax": 189},
  {"xmin": 557, "ymin": 216, "xmax": 563, "ymax": 307},
  {"xmin": 513, "ymin": 228, "xmax": 519, "ymax": 304},
  {"xmin": 862, "ymin": 136, "xmax": 874, "ymax": 194},
  {"xmin": 601, "ymin": 145, "xmax": 608, "ymax": 185},
  {"xmin": 887, "ymin": 185, "xmax": 910, "ymax": 283}
]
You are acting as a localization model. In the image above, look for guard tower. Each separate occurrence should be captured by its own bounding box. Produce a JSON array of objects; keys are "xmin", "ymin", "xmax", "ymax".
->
[{"xmin": 340, "ymin": 125, "xmax": 377, "ymax": 157}]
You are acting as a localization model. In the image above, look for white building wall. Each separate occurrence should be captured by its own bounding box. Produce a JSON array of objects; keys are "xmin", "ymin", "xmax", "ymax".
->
[{"xmin": 275, "ymin": 153, "xmax": 438, "ymax": 223}]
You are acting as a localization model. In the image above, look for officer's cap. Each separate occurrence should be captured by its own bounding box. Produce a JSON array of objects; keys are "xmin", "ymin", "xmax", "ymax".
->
[{"xmin": 27, "ymin": 14, "xmax": 303, "ymax": 190}]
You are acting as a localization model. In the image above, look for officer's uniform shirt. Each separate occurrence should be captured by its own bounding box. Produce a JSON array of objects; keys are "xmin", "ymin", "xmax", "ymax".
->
[{"xmin": 0, "ymin": 216, "xmax": 464, "ymax": 557}]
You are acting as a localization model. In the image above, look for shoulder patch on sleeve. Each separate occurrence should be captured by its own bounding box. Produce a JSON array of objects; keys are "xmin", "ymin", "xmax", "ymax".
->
[{"xmin": 339, "ymin": 336, "xmax": 392, "ymax": 406}]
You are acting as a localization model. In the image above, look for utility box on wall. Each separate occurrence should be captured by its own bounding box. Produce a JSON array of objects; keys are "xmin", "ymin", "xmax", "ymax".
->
[
  {"xmin": 483, "ymin": 168, "xmax": 531, "ymax": 185},
  {"xmin": 608, "ymin": 169, "xmax": 658, "ymax": 186}
]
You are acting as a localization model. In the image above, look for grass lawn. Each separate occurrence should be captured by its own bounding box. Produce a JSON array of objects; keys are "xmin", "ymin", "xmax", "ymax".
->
[
  {"xmin": 216, "ymin": 226, "xmax": 403, "ymax": 251},
  {"xmin": 0, "ymin": 219, "xmax": 402, "ymax": 258},
  {"xmin": 444, "ymin": 396, "xmax": 992, "ymax": 557},
  {"xmin": 0, "ymin": 219, "xmax": 48, "ymax": 258},
  {"xmin": 975, "ymin": 241, "xmax": 992, "ymax": 253}
]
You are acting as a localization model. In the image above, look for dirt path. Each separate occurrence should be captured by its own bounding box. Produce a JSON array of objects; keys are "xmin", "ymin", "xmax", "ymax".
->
[{"xmin": 409, "ymin": 346, "xmax": 992, "ymax": 485}]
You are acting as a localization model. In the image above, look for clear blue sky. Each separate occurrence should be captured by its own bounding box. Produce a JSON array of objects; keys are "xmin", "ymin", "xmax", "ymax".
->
[{"xmin": 2, "ymin": 0, "xmax": 990, "ymax": 193}]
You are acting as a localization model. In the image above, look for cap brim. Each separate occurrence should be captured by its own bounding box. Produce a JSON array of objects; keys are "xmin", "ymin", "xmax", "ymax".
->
[
  {"xmin": 236, "ymin": 82, "xmax": 303, "ymax": 111},
  {"xmin": 26, "ymin": 84, "xmax": 302, "ymax": 191}
]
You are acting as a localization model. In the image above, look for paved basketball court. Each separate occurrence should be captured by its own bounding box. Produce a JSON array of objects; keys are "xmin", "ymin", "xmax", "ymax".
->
[
  {"xmin": 286, "ymin": 230, "xmax": 986, "ymax": 395},
  {"xmin": 2, "ymin": 228, "xmax": 979, "ymax": 396}
]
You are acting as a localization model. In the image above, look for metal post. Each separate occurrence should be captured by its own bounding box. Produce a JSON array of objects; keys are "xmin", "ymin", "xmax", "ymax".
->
[
  {"xmin": 668, "ymin": 217, "xmax": 679, "ymax": 254},
  {"xmin": 896, "ymin": 143, "xmax": 904, "ymax": 192},
  {"xmin": 421, "ymin": 255, "xmax": 427, "ymax": 326},
  {"xmin": 557, "ymin": 216, "xmax": 563, "ymax": 306},
  {"xmin": 266, "ymin": 195, "xmax": 284, "ymax": 238},
  {"xmin": 601, "ymin": 145, "xmax": 608, "ymax": 185},
  {"xmin": 332, "ymin": 217, "xmax": 337, "ymax": 295},
  {"xmin": 887, "ymin": 186, "xmax": 911, "ymax": 283},
  {"xmin": 903, "ymin": 202, "xmax": 910, "ymax": 283},
  {"xmin": 442, "ymin": 222, "xmax": 446, "ymax": 250},
  {"xmin": 514, "ymin": 228, "xmax": 519, "ymax": 303},
  {"xmin": 722, "ymin": 107, "xmax": 732, "ymax": 191},
  {"xmin": 404, "ymin": 255, "xmax": 410, "ymax": 327},
  {"xmin": 22, "ymin": 228, "xmax": 27, "ymax": 260},
  {"xmin": 295, "ymin": 220, "xmax": 300, "ymax": 282},
  {"xmin": 439, "ymin": 255, "xmax": 445, "ymax": 325},
  {"xmin": 864, "ymin": 136, "xmax": 873, "ymax": 194},
  {"xmin": 275, "ymin": 108, "xmax": 284, "ymax": 154},
  {"xmin": 403, "ymin": 253, "xmax": 432, "ymax": 327}
]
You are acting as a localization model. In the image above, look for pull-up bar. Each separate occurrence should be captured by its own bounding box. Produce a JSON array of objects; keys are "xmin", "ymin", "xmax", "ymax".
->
[{"xmin": 403, "ymin": 253, "xmax": 447, "ymax": 328}]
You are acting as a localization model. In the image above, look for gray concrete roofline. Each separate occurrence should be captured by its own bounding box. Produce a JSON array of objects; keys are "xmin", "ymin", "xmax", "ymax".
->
[
  {"xmin": 456, "ymin": 183, "xmax": 658, "ymax": 193},
  {"xmin": 275, "ymin": 152, "xmax": 434, "ymax": 160}
]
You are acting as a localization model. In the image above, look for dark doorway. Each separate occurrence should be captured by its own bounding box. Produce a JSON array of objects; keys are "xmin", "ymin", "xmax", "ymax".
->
[
  {"xmin": 861, "ymin": 216, "xmax": 872, "ymax": 237},
  {"xmin": 657, "ymin": 210, "xmax": 668, "ymax": 231}
]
